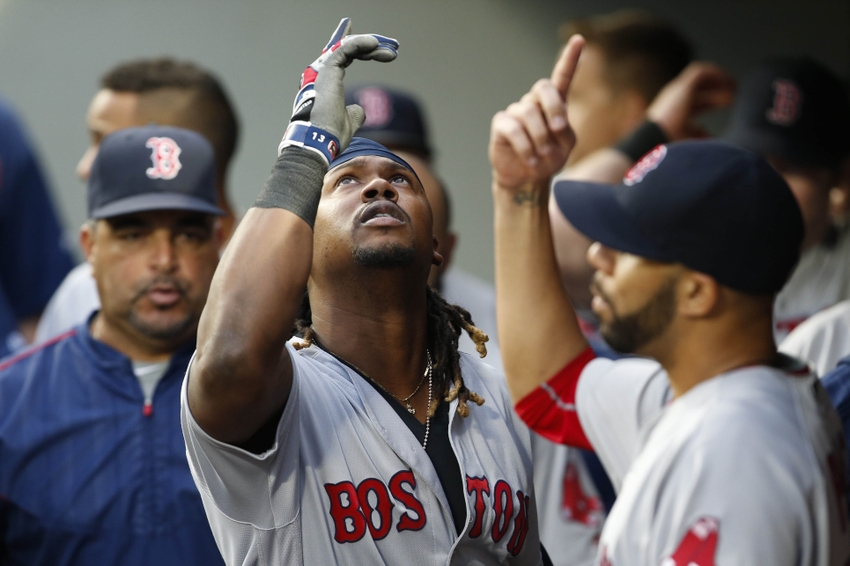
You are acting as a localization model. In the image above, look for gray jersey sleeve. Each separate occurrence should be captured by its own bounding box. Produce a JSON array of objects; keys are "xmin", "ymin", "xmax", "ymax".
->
[
  {"xmin": 574, "ymin": 357, "xmax": 669, "ymax": 490},
  {"xmin": 180, "ymin": 343, "xmax": 305, "ymax": 564}
]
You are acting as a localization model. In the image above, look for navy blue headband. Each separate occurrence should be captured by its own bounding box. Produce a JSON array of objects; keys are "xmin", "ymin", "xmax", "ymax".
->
[{"xmin": 329, "ymin": 137, "xmax": 421, "ymax": 185}]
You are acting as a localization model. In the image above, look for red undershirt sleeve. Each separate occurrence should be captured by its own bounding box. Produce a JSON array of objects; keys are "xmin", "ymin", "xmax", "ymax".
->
[{"xmin": 514, "ymin": 347, "xmax": 595, "ymax": 451}]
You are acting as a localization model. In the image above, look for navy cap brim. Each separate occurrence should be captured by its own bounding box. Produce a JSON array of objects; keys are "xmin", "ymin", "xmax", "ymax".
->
[
  {"xmin": 553, "ymin": 179, "xmax": 676, "ymax": 262},
  {"xmin": 90, "ymin": 192, "xmax": 225, "ymax": 219}
]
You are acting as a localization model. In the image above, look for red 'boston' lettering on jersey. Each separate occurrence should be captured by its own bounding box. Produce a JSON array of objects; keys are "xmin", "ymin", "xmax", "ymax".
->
[
  {"xmin": 325, "ymin": 474, "xmax": 428, "ymax": 543},
  {"xmin": 466, "ymin": 476, "xmax": 491, "ymax": 538},
  {"xmin": 507, "ymin": 490, "xmax": 530, "ymax": 556},
  {"xmin": 325, "ymin": 481, "xmax": 368, "ymax": 543},
  {"xmin": 561, "ymin": 461, "xmax": 603, "ymax": 527},
  {"xmin": 492, "ymin": 480, "xmax": 514, "ymax": 543},
  {"xmin": 389, "ymin": 470, "xmax": 426, "ymax": 532},
  {"xmin": 515, "ymin": 347, "xmax": 595, "ymax": 450},
  {"xmin": 356, "ymin": 478, "xmax": 394, "ymax": 540},
  {"xmin": 465, "ymin": 475, "xmax": 530, "ymax": 555},
  {"xmin": 661, "ymin": 517, "xmax": 719, "ymax": 566}
]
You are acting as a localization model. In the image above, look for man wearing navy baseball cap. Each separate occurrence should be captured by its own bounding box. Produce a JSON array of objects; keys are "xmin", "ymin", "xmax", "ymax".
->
[
  {"xmin": 492, "ymin": 36, "xmax": 848, "ymax": 564},
  {"xmin": 724, "ymin": 57, "xmax": 850, "ymax": 342},
  {"xmin": 0, "ymin": 125, "xmax": 225, "ymax": 565}
]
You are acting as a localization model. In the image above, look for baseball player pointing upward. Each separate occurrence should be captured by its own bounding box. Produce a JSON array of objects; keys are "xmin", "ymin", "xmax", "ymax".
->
[
  {"xmin": 490, "ymin": 36, "xmax": 849, "ymax": 564},
  {"xmin": 182, "ymin": 19, "xmax": 545, "ymax": 565}
]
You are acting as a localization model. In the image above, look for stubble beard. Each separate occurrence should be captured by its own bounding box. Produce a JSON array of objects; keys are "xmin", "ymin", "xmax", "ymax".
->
[
  {"xmin": 126, "ymin": 276, "xmax": 197, "ymax": 342},
  {"xmin": 352, "ymin": 242, "xmax": 416, "ymax": 268},
  {"xmin": 599, "ymin": 277, "xmax": 677, "ymax": 355}
]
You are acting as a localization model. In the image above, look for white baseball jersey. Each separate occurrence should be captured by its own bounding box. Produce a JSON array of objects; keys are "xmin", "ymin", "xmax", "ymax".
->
[
  {"xmin": 781, "ymin": 299, "xmax": 850, "ymax": 377},
  {"xmin": 516, "ymin": 349, "xmax": 850, "ymax": 565},
  {"xmin": 775, "ymin": 226, "xmax": 850, "ymax": 343},
  {"xmin": 181, "ymin": 342, "xmax": 542, "ymax": 566},
  {"xmin": 532, "ymin": 436, "xmax": 603, "ymax": 566}
]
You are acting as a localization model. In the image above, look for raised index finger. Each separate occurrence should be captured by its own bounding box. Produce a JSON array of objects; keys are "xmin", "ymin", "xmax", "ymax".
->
[{"xmin": 551, "ymin": 35, "xmax": 585, "ymax": 98}]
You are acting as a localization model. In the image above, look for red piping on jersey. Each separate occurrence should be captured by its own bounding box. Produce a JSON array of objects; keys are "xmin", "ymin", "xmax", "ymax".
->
[
  {"xmin": 0, "ymin": 329, "xmax": 77, "ymax": 372},
  {"xmin": 514, "ymin": 347, "xmax": 595, "ymax": 451}
]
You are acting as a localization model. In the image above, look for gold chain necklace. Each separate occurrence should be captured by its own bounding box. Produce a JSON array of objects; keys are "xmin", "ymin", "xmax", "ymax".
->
[
  {"xmin": 366, "ymin": 350, "xmax": 432, "ymax": 415},
  {"xmin": 318, "ymin": 342, "xmax": 434, "ymax": 449}
]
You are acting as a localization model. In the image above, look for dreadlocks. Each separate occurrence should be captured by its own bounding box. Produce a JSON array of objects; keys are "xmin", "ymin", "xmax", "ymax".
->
[{"xmin": 293, "ymin": 286, "xmax": 487, "ymax": 418}]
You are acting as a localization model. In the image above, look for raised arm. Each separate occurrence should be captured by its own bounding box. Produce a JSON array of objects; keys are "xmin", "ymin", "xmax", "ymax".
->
[
  {"xmin": 490, "ymin": 36, "xmax": 591, "ymax": 403},
  {"xmin": 187, "ymin": 19, "xmax": 398, "ymax": 446}
]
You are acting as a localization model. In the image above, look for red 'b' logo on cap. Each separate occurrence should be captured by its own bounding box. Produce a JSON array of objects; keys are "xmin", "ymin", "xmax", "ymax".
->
[
  {"xmin": 146, "ymin": 137, "xmax": 182, "ymax": 180},
  {"xmin": 358, "ymin": 88, "xmax": 393, "ymax": 128},
  {"xmin": 766, "ymin": 79, "xmax": 802, "ymax": 127},
  {"xmin": 623, "ymin": 145, "xmax": 667, "ymax": 186}
]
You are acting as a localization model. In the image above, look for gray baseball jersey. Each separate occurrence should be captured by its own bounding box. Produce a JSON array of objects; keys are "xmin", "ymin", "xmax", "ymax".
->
[
  {"xmin": 774, "ymin": 226, "xmax": 850, "ymax": 342},
  {"xmin": 518, "ymin": 351, "xmax": 850, "ymax": 565},
  {"xmin": 181, "ymin": 342, "xmax": 542, "ymax": 565}
]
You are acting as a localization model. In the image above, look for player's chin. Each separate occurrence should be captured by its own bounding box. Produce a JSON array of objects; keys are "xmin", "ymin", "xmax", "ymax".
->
[
  {"xmin": 129, "ymin": 308, "xmax": 198, "ymax": 342},
  {"xmin": 351, "ymin": 240, "xmax": 417, "ymax": 268}
]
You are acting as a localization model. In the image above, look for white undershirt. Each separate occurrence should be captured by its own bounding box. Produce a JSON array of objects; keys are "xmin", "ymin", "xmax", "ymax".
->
[{"xmin": 131, "ymin": 360, "xmax": 169, "ymax": 406}]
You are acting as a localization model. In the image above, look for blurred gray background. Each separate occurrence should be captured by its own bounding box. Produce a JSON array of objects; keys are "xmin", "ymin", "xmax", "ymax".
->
[{"xmin": 1, "ymin": 0, "xmax": 848, "ymax": 282}]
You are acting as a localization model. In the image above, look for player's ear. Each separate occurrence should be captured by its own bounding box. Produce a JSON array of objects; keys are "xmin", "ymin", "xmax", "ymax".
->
[
  {"xmin": 80, "ymin": 220, "xmax": 97, "ymax": 261},
  {"xmin": 432, "ymin": 236, "xmax": 444, "ymax": 267},
  {"xmin": 80, "ymin": 220, "xmax": 99, "ymax": 277},
  {"xmin": 438, "ymin": 231, "xmax": 457, "ymax": 270},
  {"xmin": 678, "ymin": 271, "xmax": 720, "ymax": 318}
]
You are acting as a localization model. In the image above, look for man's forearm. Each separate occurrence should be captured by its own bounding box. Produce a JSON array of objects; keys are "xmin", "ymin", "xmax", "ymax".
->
[
  {"xmin": 189, "ymin": 151, "xmax": 323, "ymax": 443},
  {"xmin": 494, "ymin": 181, "xmax": 589, "ymax": 403}
]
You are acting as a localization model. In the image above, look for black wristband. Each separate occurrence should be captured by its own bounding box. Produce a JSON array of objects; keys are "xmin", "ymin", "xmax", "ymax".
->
[
  {"xmin": 253, "ymin": 147, "xmax": 328, "ymax": 228},
  {"xmin": 613, "ymin": 121, "xmax": 669, "ymax": 163}
]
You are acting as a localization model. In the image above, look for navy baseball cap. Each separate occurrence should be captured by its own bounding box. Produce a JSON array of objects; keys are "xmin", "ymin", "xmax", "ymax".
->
[
  {"xmin": 723, "ymin": 57, "xmax": 850, "ymax": 170},
  {"xmin": 345, "ymin": 85, "xmax": 432, "ymax": 159},
  {"xmin": 88, "ymin": 125, "xmax": 224, "ymax": 219},
  {"xmin": 554, "ymin": 140, "xmax": 804, "ymax": 295}
]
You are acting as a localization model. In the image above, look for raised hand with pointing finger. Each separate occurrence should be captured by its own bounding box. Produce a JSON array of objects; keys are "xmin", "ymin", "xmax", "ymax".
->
[{"xmin": 490, "ymin": 35, "xmax": 584, "ymax": 194}]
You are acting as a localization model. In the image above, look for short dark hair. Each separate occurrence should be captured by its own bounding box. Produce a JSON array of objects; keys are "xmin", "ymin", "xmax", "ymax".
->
[
  {"xmin": 562, "ymin": 11, "xmax": 694, "ymax": 103},
  {"xmin": 101, "ymin": 58, "xmax": 239, "ymax": 183}
]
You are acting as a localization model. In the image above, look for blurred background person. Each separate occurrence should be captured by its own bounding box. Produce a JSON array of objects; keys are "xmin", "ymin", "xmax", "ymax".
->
[
  {"xmin": 549, "ymin": 10, "xmax": 693, "ymax": 329},
  {"xmin": 34, "ymin": 57, "xmax": 240, "ymax": 343},
  {"xmin": 0, "ymin": 96, "xmax": 75, "ymax": 357},
  {"xmin": 723, "ymin": 58, "xmax": 850, "ymax": 343}
]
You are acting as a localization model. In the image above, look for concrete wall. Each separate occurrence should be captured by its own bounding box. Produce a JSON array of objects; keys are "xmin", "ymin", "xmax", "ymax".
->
[{"xmin": 1, "ymin": 0, "xmax": 848, "ymax": 282}]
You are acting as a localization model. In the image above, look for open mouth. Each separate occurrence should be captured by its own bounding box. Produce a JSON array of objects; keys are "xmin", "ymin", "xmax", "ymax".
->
[
  {"xmin": 148, "ymin": 285, "xmax": 182, "ymax": 307},
  {"xmin": 358, "ymin": 201, "xmax": 408, "ymax": 227}
]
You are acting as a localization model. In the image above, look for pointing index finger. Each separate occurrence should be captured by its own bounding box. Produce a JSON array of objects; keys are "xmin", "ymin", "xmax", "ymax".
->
[{"xmin": 551, "ymin": 35, "xmax": 585, "ymax": 98}]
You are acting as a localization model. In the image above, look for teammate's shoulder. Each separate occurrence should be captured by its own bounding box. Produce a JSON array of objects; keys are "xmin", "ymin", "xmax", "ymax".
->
[
  {"xmin": 0, "ymin": 327, "xmax": 79, "ymax": 375},
  {"xmin": 285, "ymin": 340, "xmax": 361, "ymax": 387},
  {"xmin": 457, "ymin": 352, "xmax": 515, "ymax": 407},
  {"xmin": 0, "ymin": 328, "xmax": 80, "ymax": 407},
  {"xmin": 691, "ymin": 361, "xmax": 820, "ymax": 449}
]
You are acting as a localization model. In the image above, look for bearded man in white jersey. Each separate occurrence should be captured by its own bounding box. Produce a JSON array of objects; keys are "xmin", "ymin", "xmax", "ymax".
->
[
  {"xmin": 490, "ymin": 35, "xmax": 849, "ymax": 565},
  {"xmin": 180, "ymin": 19, "xmax": 547, "ymax": 565}
]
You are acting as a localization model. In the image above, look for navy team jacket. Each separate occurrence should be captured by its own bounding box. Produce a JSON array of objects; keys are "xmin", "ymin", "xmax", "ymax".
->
[{"xmin": 0, "ymin": 319, "xmax": 223, "ymax": 565}]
